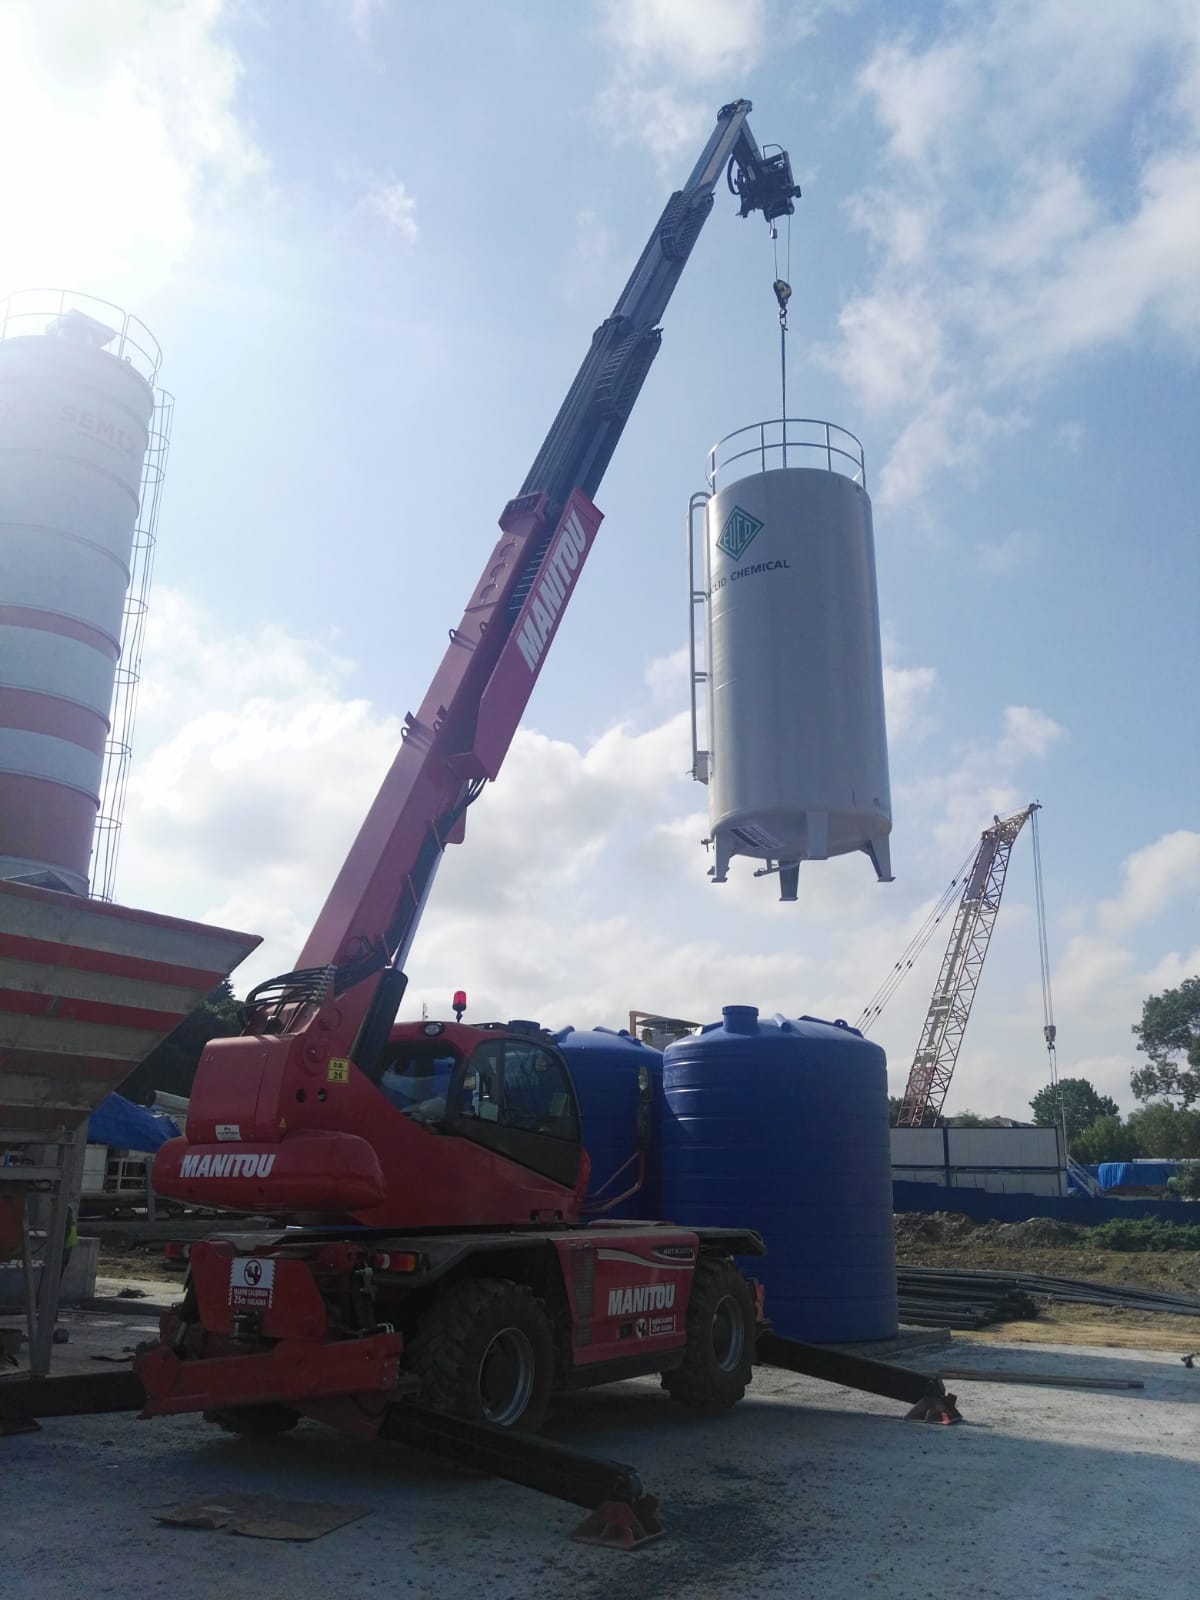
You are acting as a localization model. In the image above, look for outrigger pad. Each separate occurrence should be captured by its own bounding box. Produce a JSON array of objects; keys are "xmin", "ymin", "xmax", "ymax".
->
[
  {"xmin": 904, "ymin": 1392, "xmax": 962, "ymax": 1424},
  {"xmin": 571, "ymin": 1496, "xmax": 664, "ymax": 1550},
  {"xmin": 0, "ymin": 1417, "xmax": 42, "ymax": 1436}
]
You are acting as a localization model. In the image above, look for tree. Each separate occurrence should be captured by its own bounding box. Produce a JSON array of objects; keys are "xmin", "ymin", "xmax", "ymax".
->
[
  {"xmin": 1127, "ymin": 1101, "xmax": 1200, "ymax": 1159},
  {"xmin": 118, "ymin": 980, "xmax": 243, "ymax": 1103},
  {"xmin": 1029, "ymin": 1077, "xmax": 1119, "ymax": 1140},
  {"xmin": 1169, "ymin": 1163, "xmax": 1200, "ymax": 1199},
  {"xmin": 1071, "ymin": 1115, "xmax": 1137, "ymax": 1164},
  {"xmin": 1131, "ymin": 976, "xmax": 1200, "ymax": 1106}
]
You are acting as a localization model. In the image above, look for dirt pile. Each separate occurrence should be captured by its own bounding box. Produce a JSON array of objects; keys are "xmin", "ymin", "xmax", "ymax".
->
[
  {"xmin": 893, "ymin": 1212, "xmax": 981, "ymax": 1247},
  {"xmin": 975, "ymin": 1217, "xmax": 1084, "ymax": 1248}
]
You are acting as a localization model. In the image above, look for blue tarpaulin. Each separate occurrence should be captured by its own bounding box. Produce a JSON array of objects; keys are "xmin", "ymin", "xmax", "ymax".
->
[
  {"xmin": 1096, "ymin": 1160, "xmax": 1179, "ymax": 1190},
  {"xmin": 87, "ymin": 1094, "xmax": 179, "ymax": 1153}
]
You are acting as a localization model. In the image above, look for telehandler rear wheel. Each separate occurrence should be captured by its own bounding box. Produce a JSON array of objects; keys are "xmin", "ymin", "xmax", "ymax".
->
[
  {"xmin": 408, "ymin": 1277, "xmax": 555, "ymax": 1432},
  {"xmin": 663, "ymin": 1257, "xmax": 755, "ymax": 1411}
]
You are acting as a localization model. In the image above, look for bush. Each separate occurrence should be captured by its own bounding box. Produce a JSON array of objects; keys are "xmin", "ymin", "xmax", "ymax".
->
[
  {"xmin": 1084, "ymin": 1217, "xmax": 1200, "ymax": 1252},
  {"xmin": 1168, "ymin": 1162, "xmax": 1200, "ymax": 1200}
]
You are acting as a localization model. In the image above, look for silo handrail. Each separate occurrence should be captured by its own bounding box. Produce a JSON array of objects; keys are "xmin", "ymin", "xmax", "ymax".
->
[{"xmin": 707, "ymin": 418, "xmax": 866, "ymax": 491}]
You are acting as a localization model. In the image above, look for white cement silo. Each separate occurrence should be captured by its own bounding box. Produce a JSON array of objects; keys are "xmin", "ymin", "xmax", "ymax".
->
[
  {"xmin": 689, "ymin": 420, "xmax": 892, "ymax": 899},
  {"xmin": 0, "ymin": 294, "xmax": 159, "ymax": 893}
]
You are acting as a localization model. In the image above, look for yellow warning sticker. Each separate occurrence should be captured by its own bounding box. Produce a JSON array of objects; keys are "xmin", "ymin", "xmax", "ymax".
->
[{"xmin": 327, "ymin": 1058, "xmax": 351, "ymax": 1083}]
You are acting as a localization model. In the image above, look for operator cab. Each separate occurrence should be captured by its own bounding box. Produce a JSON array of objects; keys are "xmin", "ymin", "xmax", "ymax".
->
[{"xmin": 377, "ymin": 1023, "xmax": 582, "ymax": 1189}]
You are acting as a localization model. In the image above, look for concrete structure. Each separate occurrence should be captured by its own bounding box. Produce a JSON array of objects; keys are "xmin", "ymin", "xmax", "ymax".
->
[
  {"xmin": 690, "ymin": 419, "xmax": 891, "ymax": 899},
  {"xmin": 0, "ymin": 878, "xmax": 259, "ymax": 1374}
]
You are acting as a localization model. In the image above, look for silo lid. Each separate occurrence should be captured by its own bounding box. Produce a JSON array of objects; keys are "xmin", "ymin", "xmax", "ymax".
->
[
  {"xmin": 46, "ymin": 309, "xmax": 118, "ymax": 350},
  {"xmin": 722, "ymin": 1005, "xmax": 760, "ymax": 1035}
]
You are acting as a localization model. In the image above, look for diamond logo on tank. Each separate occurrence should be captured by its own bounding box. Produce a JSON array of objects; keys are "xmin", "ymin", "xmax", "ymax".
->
[{"xmin": 715, "ymin": 505, "xmax": 764, "ymax": 561}]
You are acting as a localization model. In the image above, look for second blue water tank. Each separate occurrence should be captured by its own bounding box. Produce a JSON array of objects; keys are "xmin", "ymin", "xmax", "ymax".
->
[
  {"xmin": 661, "ymin": 1005, "xmax": 897, "ymax": 1342},
  {"xmin": 553, "ymin": 1026, "xmax": 662, "ymax": 1219}
]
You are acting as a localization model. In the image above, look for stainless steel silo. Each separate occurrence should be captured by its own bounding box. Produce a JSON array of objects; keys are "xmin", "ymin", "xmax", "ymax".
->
[
  {"xmin": 689, "ymin": 419, "xmax": 892, "ymax": 900},
  {"xmin": 0, "ymin": 292, "xmax": 160, "ymax": 893}
]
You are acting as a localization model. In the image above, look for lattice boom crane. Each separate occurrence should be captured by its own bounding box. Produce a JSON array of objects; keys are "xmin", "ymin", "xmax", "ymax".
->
[{"xmin": 896, "ymin": 804, "xmax": 1040, "ymax": 1128}]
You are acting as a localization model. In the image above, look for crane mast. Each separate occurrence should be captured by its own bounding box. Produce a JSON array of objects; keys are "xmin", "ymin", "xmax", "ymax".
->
[{"xmin": 896, "ymin": 804, "xmax": 1039, "ymax": 1128}]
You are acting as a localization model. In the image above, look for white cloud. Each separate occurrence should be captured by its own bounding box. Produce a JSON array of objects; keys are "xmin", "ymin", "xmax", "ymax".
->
[
  {"xmin": 897, "ymin": 704, "xmax": 1063, "ymax": 859},
  {"xmin": 997, "ymin": 705, "xmax": 1063, "ymax": 763},
  {"xmin": 594, "ymin": 79, "xmax": 710, "ymax": 169},
  {"xmin": 1054, "ymin": 932, "xmax": 1136, "ymax": 1017},
  {"xmin": 600, "ymin": 0, "xmax": 766, "ymax": 84},
  {"xmin": 1099, "ymin": 831, "xmax": 1200, "ymax": 932},
  {"xmin": 1049, "ymin": 928, "xmax": 1200, "ymax": 1082},
  {"xmin": 114, "ymin": 594, "xmax": 963, "ymax": 991},
  {"xmin": 0, "ymin": 0, "xmax": 263, "ymax": 296},
  {"xmin": 832, "ymin": 3, "xmax": 1200, "ymax": 504},
  {"xmin": 882, "ymin": 662, "xmax": 937, "ymax": 742},
  {"xmin": 831, "ymin": 288, "xmax": 946, "ymax": 414},
  {"xmin": 844, "ymin": 189, "xmax": 937, "ymax": 268},
  {"xmin": 595, "ymin": 0, "xmax": 766, "ymax": 166},
  {"xmin": 117, "ymin": 591, "xmax": 400, "ymax": 972},
  {"xmin": 876, "ymin": 389, "xmax": 1024, "ymax": 509},
  {"xmin": 856, "ymin": 38, "xmax": 976, "ymax": 168},
  {"xmin": 643, "ymin": 645, "xmax": 690, "ymax": 707},
  {"xmin": 363, "ymin": 178, "xmax": 419, "ymax": 243},
  {"xmin": 1041, "ymin": 839, "xmax": 1200, "ymax": 1105},
  {"xmin": 963, "ymin": 160, "xmax": 1100, "ymax": 279},
  {"xmin": 109, "ymin": 598, "xmax": 1191, "ymax": 1120}
]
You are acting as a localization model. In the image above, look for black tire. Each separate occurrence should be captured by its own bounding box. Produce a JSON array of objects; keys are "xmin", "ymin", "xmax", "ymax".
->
[
  {"xmin": 202, "ymin": 1403, "xmax": 301, "ymax": 1437},
  {"xmin": 663, "ymin": 1257, "xmax": 756, "ymax": 1411},
  {"xmin": 407, "ymin": 1278, "xmax": 555, "ymax": 1432}
]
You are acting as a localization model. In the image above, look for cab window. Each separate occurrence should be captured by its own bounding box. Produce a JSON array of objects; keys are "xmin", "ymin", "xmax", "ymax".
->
[
  {"xmin": 378, "ymin": 1042, "xmax": 462, "ymax": 1124},
  {"xmin": 500, "ymin": 1042, "xmax": 578, "ymax": 1140},
  {"xmin": 458, "ymin": 1043, "xmax": 501, "ymax": 1123},
  {"xmin": 457, "ymin": 1040, "xmax": 578, "ymax": 1140}
]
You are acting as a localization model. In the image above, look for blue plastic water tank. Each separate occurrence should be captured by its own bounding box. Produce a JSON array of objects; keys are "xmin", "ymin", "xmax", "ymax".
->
[
  {"xmin": 553, "ymin": 1027, "xmax": 662, "ymax": 1219},
  {"xmin": 661, "ymin": 1005, "xmax": 897, "ymax": 1342}
]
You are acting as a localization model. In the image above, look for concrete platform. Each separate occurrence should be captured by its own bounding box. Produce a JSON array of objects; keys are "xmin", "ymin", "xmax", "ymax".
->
[{"xmin": 0, "ymin": 1302, "xmax": 1194, "ymax": 1598}]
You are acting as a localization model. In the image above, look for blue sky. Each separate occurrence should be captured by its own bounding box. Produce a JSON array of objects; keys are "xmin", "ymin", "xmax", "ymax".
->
[{"xmin": 4, "ymin": 0, "xmax": 1198, "ymax": 1118}]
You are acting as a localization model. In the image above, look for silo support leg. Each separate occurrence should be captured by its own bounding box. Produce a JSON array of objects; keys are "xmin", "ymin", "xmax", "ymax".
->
[
  {"xmin": 710, "ymin": 835, "xmax": 732, "ymax": 883},
  {"xmin": 866, "ymin": 835, "xmax": 893, "ymax": 883}
]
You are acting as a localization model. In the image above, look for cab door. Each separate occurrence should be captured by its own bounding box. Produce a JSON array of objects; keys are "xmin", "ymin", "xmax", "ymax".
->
[{"xmin": 448, "ymin": 1037, "xmax": 582, "ymax": 1189}]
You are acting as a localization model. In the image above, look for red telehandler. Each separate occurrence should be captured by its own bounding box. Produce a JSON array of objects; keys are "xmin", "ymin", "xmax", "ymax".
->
[{"xmin": 0, "ymin": 103, "xmax": 957, "ymax": 1546}]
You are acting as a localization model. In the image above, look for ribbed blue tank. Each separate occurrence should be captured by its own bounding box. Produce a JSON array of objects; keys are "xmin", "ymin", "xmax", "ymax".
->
[
  {"xmin": 553, "ymin": 1027, "xmax": 662, "ymax": 1219},
  {"xmin": 661, "ymin": 1005, "xmax": 898, "ymax": 1342}
]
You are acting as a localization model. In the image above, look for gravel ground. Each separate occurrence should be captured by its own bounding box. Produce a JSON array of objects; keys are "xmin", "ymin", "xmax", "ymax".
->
[{"xmin": 1, "ymin": 1309, "xmax": 1196, "ymax": 1600}]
